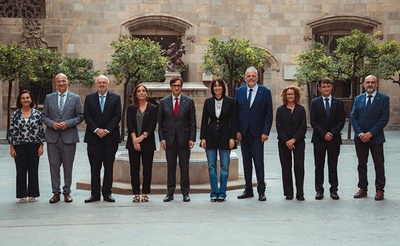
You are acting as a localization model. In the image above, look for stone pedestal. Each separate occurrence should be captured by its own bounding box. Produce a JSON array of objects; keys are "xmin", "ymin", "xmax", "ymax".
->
[
  {"xmin": 164, "ymin": 71, "xmax": 182, "ymax": 84},
  {"xmin": 144, "ymin": 82, "xmax": 209, "ymax": 127},
  {"xmin": 113, "ymin": 150, "xmax": 239, "ymax": 184},
  {"xmin": 75, "ymin": 150, "xmax": 243, "ymax": 195}
]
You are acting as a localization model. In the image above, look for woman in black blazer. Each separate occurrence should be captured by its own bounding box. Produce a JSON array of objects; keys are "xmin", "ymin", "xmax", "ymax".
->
[
  {"xmin": 276, "ymin": 86, "xmax": 307, "ymax": 201},
  {"xmin": 126, "ymin": 84, "xmax": 158, "ymax": 203},
  {"xmin": 200, "ymin": 78, "xmax": 236, "ymax": 202}
]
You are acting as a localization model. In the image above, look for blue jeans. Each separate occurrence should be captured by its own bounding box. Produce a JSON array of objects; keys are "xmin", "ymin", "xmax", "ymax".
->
[{"xmin": 206, "ymin": 149, "xmax": 231, "ymax": 198}]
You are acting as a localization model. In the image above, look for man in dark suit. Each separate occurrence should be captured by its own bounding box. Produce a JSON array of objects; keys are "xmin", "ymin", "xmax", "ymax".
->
[
  {"xmin": 351, "ymin": 75, "xmax": 389, "ymax": 201},
  {"xmin": 83, "ymin": 75, "xmax": 121, "ymax": 203},
  {"xmin": 235, "ymin": 66, "xmax": 273, "ymax": 201},
  {"xmin": 158, "ymin": 76, "xmax": 196, "ymax": 202},
  {"xmin": 310, "ymin": 78, "xmax": 345, "ymax": 200},
  {"xmin": 42, "ymin": 73, "xmax": 84, "ymax": 203}
]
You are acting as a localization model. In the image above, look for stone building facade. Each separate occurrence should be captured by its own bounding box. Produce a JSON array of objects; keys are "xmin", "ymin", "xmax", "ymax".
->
[{"xmin": 1, "ymin": 0, "xmax": 400, "ymax": 130}]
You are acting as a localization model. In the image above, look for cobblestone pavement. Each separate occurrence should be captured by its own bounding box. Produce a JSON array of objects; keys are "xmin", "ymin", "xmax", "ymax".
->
[{"xmin": 1, "ymin": 127, "xmax": 399, "ymax": 245}]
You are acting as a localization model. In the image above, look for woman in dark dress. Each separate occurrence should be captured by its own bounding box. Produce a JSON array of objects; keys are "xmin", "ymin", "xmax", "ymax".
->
[
  {"xmin": 200, "ymin": 78, "xmax": 236, "ymax": 202},
  {"xmin": 8, "ymin": 90, "xmax": 45, "ymax": 203},
  {"xmin": 126, "ymin": 84, "xmax": 158, "ymax": 203},
  {"xmin": 276, "ymin": 86, "xmax": 307, "ymax": 201}
]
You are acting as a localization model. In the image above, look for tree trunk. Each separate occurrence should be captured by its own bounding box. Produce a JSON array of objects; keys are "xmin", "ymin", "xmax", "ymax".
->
[
  {"xmin": 347, "ymin": 80, "xmax": 357, "ymax": 140},
  {"xmin": 6, "ymin": 80, "xmax": 13, "ymax": 140},
  {"xmin": 120, "ymin": 81, "xmax": 129, "ymax": 141}
]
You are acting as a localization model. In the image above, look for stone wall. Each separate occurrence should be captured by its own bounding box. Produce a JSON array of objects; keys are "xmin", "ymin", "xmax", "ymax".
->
[{"xmin": 1, "ymin": 0, "xmax": 400, "ymax": 130}]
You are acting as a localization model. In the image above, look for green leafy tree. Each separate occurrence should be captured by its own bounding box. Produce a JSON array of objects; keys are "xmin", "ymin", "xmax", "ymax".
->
[
  {"xmin": 295, "ymin": 29, "xmax": 400, "ymax": 139},
  {"xmin": 201, "ymin": 37, "xmax": 269, "ymax": 97},
  {"xmin": 60, "ymin": 56, "xmax": 99, "ymax": 86},
  {"xmin": 0, "ymin": 45, "xmax": 98, "ymax": 139},
  {"xmin": 106, "ymin": 36, "xmax": 167, "ymax": 140},
  {"xmin": 19, "ymin": 48, "xmax": 64, "ymax": 107},
  {"xmin": 20, "ymin": 48, "xmax": 98, "ymax": 107},
  {"xmin": 0, "ymin": 43, "xmax": 28, "ymax": 139}
]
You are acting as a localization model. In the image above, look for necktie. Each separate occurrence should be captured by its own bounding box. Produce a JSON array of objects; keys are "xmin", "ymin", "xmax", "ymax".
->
[
  {"xmin": 324, "ymin": 98, "xmax": 330, "ymax": 117},
  {"xmin": 100, "ymin": 95, "xmax": 105, "ymax": 113},
  {"xmin": 174, "ymin": 97, "xmax": 179, "ymax": 117},
  {"xmin": 248, "ymin": 88, "xmax": 253, "ymax": 107},
  {"xmin": 366, "ymin": 95, "xmax": 372, "ymax": 112},
  {"xmin": 59, "ymin": 94, "xmax": 65, "ymax": 111}
]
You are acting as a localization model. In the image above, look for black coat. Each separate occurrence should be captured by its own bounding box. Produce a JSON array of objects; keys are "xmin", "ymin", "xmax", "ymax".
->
[
  {"xmin": 200, "ymin": 96, "xmax": 236, "ymax": 149},
  {"xmin": 125, "ymin": 103, "xmax": 158, "ymax": 151}
]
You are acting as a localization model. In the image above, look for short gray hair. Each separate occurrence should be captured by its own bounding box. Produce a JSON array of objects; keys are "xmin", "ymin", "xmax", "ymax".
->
[{"xmin": 245, "ymin": 66, "xmax": 258, "ymax": 76}]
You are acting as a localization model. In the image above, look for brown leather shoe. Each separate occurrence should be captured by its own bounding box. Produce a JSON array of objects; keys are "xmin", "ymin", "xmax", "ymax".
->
[
  {"xmin": 354, "ymin": 189, "xmax": 367, "ymax": 198},
  {"xmin": 49, "ymin": 194, "xmax": 60, "ymax": 204},
  {"xmin": 375, "ymin": 190, "xmax": 384, "ymax": 201},
  {"xmin": 64, "ymin": 194, "xmax": 73, "ymax": 203}
]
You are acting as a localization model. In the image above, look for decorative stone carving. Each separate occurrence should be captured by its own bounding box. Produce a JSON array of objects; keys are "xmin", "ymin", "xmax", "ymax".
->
[
  {"xmin": 303, "ymin": 34, "xmax": 313, "ymax": 41},
  {"xmin": 0, "ymin": 0, "xmax": 45, "ymax": 18},
  {"xmin": 20, "ymin": 18, "xmax": 48, "ymax": 48},
  {"xmin": 185, "ymin": 35, "xmax": 196, "ymax": 43},
  {"xmin": 162, "ymin": 42, "xmax": 186, "ymax": 73}
]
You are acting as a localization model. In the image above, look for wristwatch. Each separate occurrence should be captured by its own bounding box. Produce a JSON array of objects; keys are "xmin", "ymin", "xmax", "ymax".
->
[{"xmin": 143, "ymin": 133, "xmax": 148, "ymax": 138}]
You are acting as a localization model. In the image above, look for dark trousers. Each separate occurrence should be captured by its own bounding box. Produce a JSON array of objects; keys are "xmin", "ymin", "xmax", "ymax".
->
[
  {"xmin": 87, "ymin": 142, "xmax": 118, "ymax": 197},
  {"xmin": 128, "ymin": 149, "xmax": 154, "ymax": 194},
  {"xmin": 278, "ymin": 140, "xmax": 305, "ymax": 197},
  {"xmin": 165, "ymin": 137, "xmax": 191, "ymax": 195},
  {"xmin": 14, "ymin": 143, "xmax": 40, "ymax": 198},
  {"xmin": 240, "ymin": 133, "xmax": 265, "ymax": 193},
  {"xmin": 355, "ymin": 142, "xmax": 385, "ymax": 192},
  {"xmin": 313, "ymin": 142, "xmax": 340, "ymax": 193}
]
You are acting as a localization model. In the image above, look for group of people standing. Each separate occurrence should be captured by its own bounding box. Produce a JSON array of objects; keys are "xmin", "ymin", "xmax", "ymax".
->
[
  {"xmin": 8, "ymin": 68, "xmax": 390, "ymax": 204},
  {"xmin": 274, "ymin": 74, "xmax": 389, "ymax": 202}
]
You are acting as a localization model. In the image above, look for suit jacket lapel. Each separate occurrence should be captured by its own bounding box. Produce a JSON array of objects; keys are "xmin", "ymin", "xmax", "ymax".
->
[
  {"xmin": 61, "ymin": 92, "xmax": 72, "ymax": 114},
  {"xmin": 178, "ymin": 95, "xmax": 186, "ymax": 116},
  {"xmin": 166, "ymin": 95, "xmax": 174, "ymax": 116}
]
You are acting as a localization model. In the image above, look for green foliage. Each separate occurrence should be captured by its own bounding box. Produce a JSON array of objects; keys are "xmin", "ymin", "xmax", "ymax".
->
[
  {"xmin": 295, "ymin": 29, "xmax": 400, "ymax": 139},
  {"xmin": 295, "ymin": 29, "xmax": 400, "ymax": 86},
  {"xmin": 201, "ymin": 37, "xmax": 269, "ymax": 96},
  {"xmin": 0, "ymin": 43, "xmax": 27, "ymax": 82},
  {"xmin": 0, "ymin": 44, "xmax": 99, "ymax": 139},
  {"xmin": 294, "ymin": 42, "xmax": 333, "ymax": 86},
  {"xmin": 105, "ymin": 35, "xmax": 167, "ymax": 140},
  {"xmin": 333, "ymin": 29, "xmax": 379, "ymax": 81},
  {"xmin": 106, "ymin": 36, "xmax": 167, "ymax": 86},
  {"xmin": 60, "ymin": 57, "xmax": 99, "ymax": 86},
  {"xmin": 19, "ymin": 48, "xmax": 63, "ymax": 86},
  {"xmin": 366, "ymin": 40, "xmax": 400, "ymax": 84}
]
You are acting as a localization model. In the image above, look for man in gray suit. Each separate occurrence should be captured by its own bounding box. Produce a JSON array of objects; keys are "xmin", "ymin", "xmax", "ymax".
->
[
  {"xmin": 158, "ymin": 76, "xmax": 196, "ymax": 202},
  {"xmin": 42, "ymin": 73, "xmax": 84, "ymax": 203}
]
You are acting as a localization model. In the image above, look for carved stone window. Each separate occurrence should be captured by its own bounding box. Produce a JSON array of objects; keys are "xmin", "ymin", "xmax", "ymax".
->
[
  {"xmin": 0, "ymin": 0, "xmax": 45, "ymax": 19},
  {"xmin": 306, "ymin": 15, "xmax": 381, "ymax": 96}
]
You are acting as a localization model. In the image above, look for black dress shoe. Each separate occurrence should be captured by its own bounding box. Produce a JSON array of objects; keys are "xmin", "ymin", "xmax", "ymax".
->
[
  {"xmin": 296, "ymin": 196, "xmax": 305, "ymax": 201},
  {"xmin": 84, "ymin": 196, "xmax": 100, "ymax": 203},
  {"xmin": 258, "ymin": 193, "xmax": 267, "ymax": 201},
  {"xmin": 285, "ymin": 195, "xmax": 294, "ymax": 200},
  {"xmin": 183, "ymin": 195, "xmax": 190, "ymax": 202},
  {"xmin": 163, "ymin": 194, "xmax": 174, "ymax": 202},
  {"xmin": 103, "ymin": 195, "xmax": 115, "ymax": 202},
  {"xmin": 237, "ymin": 190, "xmax": 254, "ymax": 199},
  {"xmin": 315, "ymin": 192, "xmax": 324, "ymax": 200},
  {"xmin": 330, "ymin": 192, "xmax": 340, "ymax": 200}
]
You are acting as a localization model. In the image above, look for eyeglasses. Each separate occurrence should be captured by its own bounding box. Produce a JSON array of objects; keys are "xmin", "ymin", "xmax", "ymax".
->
[
  {"xmin": 171, "ymin": 84, "xmax": 182, "ymax": 88},
  {"xmin": 365, "ymin": 81, "xmax": 377, "ymax": 85}
]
